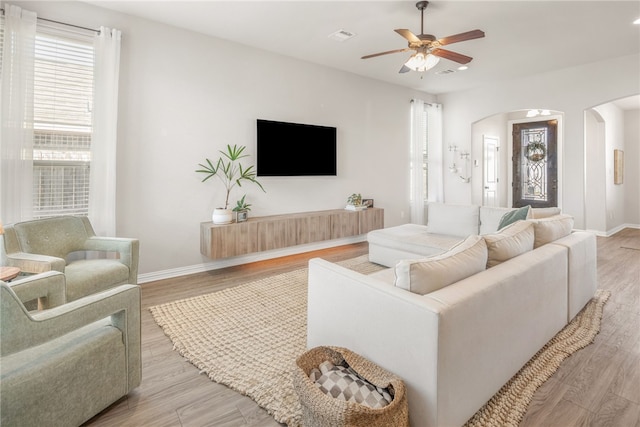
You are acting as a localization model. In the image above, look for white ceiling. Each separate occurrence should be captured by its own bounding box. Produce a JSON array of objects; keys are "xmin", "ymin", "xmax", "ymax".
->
[{"xmin": 88, "ymin": 1, "xmax": 640, "ymax": 96}]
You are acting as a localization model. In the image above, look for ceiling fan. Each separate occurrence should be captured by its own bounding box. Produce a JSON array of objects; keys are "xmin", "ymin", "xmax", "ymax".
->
[{"xmin": 362, "ymin": 1, "xmax": 485, "ymax": 73}]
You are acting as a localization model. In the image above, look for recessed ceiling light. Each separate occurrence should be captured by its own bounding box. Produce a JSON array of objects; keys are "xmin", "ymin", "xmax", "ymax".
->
[
  {"xmin": 634, "ymin": 17, "xmax": 640, "ymax": 25},
  {"xmin": 328, "ymin": 29, "xmax": 356, "ymax": 42},
  {"xmin": 457, "ymin": 65, "xmax": 469, "ymax": 71}
]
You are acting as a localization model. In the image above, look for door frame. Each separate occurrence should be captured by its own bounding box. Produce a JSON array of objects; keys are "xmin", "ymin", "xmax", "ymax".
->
[
  {"xmin": 507, "ymin": 115, "xmax": 563, "ymax": 209},
  {"xmin": 482, "ymin": 135, "xmax": 500, "ymax": 207}
]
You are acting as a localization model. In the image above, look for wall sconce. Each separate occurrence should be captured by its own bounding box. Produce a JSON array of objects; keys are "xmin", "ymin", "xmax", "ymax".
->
[
  {"xmin": 448, "ymin": 145, "xmax": 458, "ymax": 173},
  {"xmin": 449, "ymin": 145, "xmax": 470, "ymax": 183}
]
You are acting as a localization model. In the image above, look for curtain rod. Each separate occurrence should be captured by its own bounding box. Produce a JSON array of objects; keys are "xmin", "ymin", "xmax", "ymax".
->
[
  {"xmin": 0, "ymin": 8, "xmax": 100, "ymax": 34},
  {"xmin": 411, "ymin": 99, "xmax": 439, "ymax": 107}
]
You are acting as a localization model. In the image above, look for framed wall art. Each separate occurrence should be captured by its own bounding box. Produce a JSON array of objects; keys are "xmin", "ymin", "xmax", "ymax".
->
[{"xmin": 614, "ymin": 149, "xmax": 624, "ymax": 185}]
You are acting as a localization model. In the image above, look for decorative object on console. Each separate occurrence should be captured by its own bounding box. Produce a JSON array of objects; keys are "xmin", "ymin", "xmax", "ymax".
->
[
  {"xmin": 196, "ymin": 144, "xmax": 265, "ymax": 224},
  {"xmin": 362, "ymin": 198, "xmax": 374, "ymax": 208},
  {"xmin": 345, "ymin": 193, "xmax": 366, "ymax": 210},
  {"xmin": 233, "ymin": 195, "xmax": 251, "ymax": 223}
]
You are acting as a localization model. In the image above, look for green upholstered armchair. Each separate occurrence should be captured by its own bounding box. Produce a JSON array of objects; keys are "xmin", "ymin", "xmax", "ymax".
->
[
  {"xmin": 0, "ymin": 271, "xmax": 141, "ymax": 426},
  {"xmin": 2, "ymin": 216, "xmax": 139, "ymax": 302}
]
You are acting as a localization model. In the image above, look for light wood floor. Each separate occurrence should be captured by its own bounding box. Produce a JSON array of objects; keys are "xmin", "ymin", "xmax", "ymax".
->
[{"xmin": 86, "ymin": 229, "xmax": 640, "ymax": 427}]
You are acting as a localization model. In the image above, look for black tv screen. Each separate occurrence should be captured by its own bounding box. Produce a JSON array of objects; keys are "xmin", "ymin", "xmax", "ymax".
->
[{"xmin": 257, "ymin": 119, "xmax": 337, "ymax": 176}]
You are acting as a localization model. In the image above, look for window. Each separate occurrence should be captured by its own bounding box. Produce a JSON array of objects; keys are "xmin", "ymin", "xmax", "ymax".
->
[
  {"xmin": 411, "ymin": 104, "xmax": 428, "ymax": 202},
  {"xmin": 410, "ymin": 100, "xmax": 442, "ymax": 224},
  {"xmin": 32, "ymin": 27, "xmax": 94, "ymax": 218}
]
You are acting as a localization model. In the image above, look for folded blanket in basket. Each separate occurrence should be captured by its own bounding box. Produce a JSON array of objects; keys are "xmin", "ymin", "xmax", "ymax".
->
[{"xmin": 309, "ymin": 360, "xmax": 392, "ymax": 409}]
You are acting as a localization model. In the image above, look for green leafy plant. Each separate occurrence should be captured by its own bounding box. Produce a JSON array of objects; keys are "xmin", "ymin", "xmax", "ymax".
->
[
  {"xmin": 196, "ymin": 144, "xmax": 265, "ymax": 209},
  {"xmin": 232, "ymin": 195, "xmax": 251, "ymax": 212},
  {"xmin": 347, "ymin": 193, "xmax": 363, "ymax": 206}
]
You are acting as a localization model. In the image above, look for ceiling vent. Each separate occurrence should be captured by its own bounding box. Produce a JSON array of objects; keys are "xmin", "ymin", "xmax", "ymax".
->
[
  {"xmin": 435, "ymin": 69, "xmax": 455, "ymax": 75},
  {"xmin": 328, "ymin": 29, "xmax": 356, "ymax": 42}
]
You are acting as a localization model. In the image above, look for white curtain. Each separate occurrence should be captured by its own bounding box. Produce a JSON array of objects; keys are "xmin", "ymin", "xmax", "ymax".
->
[
  {"xmin": 0, "ymin": 5, "xmax": 37, "ymax": 224},
  {"xmin": 89, "ymin": 27, "xmax": 121, "ymax": 237},
  {"xmin": 410, "ymin": 99, "xmax": 427, "ymax": 224},
  {"xmin": 426, "ymin": 102, "xmax": 443, "ymax": 203}
]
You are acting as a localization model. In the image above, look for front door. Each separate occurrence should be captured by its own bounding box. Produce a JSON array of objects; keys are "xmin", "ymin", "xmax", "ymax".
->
[{"xmin": 512, "ymin": 120, "xmax": 558, "ymax": 208}]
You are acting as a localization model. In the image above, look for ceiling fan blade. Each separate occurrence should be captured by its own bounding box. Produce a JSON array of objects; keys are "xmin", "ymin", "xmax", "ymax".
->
[
  {"xmin": 394, "ymin": 29, "xmax": 421, "ymax": 43},
  {"xmin": 431, "ymin": 48, "xmax": 473, "ymax": 64},
  {"xmin": 399, "ymin": 64, "xmax": 411, "ymax": 74},
  {"xmin": 437, "ymin": 29, "xmax": 485, "ymax": 46},
  {"xmin": 361, "ymin": 48, "xmax": 411, "ymax": 60}
]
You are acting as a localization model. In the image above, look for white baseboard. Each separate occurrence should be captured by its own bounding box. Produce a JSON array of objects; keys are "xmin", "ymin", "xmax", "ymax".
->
[
  {"xmin": 137, "ymin": 235, "xmax": 367, "ymax": 284},
  {"xmin": 605, "ymin": 223, "xmax": 640, "ymax": 237},
  {"xmin": 584, "ymin": 223, "xmax": 640, "ymax": 237}
]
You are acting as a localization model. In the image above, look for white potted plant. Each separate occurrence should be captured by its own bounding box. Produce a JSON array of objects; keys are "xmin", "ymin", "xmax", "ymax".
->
[{"xmin": 196, "ymin": 144, "xmax": 265, "ymax": 224}]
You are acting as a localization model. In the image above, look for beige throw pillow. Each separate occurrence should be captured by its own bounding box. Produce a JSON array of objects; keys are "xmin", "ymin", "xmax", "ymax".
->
[
  {"xmin": 530, "ymin": 214, "xmax": 574, "ymax": 248},
  {"xmin": 483, "ymin": 220, "xmax": 534, "ymax": 268},
  {"xmin": 531, "ymin": 207, "xmax": 562, "ymax": 219},
  {"xmin": 394, "ymin": 235, "xmax": 487, "ymax": 295}
]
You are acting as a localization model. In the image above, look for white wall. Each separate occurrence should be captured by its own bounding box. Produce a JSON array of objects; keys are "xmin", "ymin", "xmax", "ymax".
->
[
  {"xmin": 438, "ymin": 54, "xmax": 640, "ymax": 229},
  {"xmin": 592, "ymin": 103, "xmax": 626, "ymax": 232},
  {"xmin": 16, "ymin": 1, "xmax": 435, "ymax": 277},
  {"xmin": 624, "ymin": 109, "xmax": 640, "ymax": 226},
  {"xmin": 584, "ymin": 109, "xmax": 607, "ymax": 233}
]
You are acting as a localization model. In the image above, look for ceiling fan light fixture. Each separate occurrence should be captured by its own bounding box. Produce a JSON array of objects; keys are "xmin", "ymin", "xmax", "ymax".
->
[{"xmin": 404, "ymin": 52, "xmax": 440, "ymax": 72}]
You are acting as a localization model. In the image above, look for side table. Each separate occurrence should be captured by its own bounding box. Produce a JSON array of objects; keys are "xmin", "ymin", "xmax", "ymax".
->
[{"xmin": 0, "ymin": 266, "xmax": 21, "ymax": 282}]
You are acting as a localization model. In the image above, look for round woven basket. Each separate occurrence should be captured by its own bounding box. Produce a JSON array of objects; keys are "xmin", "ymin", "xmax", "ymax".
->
[{"xmin": 293, "ymin": 346, "xmax": 409, "ymax": 427}]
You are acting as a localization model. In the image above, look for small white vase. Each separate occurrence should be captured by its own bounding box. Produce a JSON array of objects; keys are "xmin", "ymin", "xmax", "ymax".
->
[{"xmin": 212, "ymin": 208, "xmax": 233, "ymax": 224}]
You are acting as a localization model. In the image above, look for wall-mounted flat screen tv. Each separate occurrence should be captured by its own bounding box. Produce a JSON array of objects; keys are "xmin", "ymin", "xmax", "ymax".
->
[{"xmin": 257, "ymin": 119, "xmax": 337, "ymax": 176}]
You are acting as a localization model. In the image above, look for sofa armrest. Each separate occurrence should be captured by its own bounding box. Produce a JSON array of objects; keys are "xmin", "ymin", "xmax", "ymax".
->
[
  {"xmin": 6, "ymin": 271, "xmax": 66, "ymax": 309},
  {"xmin": 5, "ymin": 252, "xmax": 66, "ymax": 274},
  {"xmin": 307, "ymin": 257, "xmax": 441, "ymax": 427},
  {"xmin": 84, "ymin": 237, "xmax": 139, "ymax": 284},
  {"xmin": 550, "ymin": 231, "xmax": 597, "ymax": 321}
]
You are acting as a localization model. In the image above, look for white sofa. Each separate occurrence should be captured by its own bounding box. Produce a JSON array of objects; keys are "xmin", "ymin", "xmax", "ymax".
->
[
  {"xmin": 306, "ymin": 203, "xmax": 597, "ymax": 427},
  {"xmin": 368, "ymin": 203, "xmax": 562, "ymax": 267}
]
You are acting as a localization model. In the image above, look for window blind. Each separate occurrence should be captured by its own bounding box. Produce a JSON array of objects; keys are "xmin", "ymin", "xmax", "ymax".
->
[{"xmin": 32, "ymin": 26, "xmax": 94, "ymax": 218}]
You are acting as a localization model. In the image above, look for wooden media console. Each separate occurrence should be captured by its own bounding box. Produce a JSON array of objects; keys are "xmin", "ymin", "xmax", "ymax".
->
[{"xmin": 200, "ymin": 208, "xmax": 383, "ymax": 259}]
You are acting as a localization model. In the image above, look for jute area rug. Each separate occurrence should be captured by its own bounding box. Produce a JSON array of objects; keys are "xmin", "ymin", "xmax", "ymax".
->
[{"xmin": 149, "ymin": 255, "xmax": 610, "ymax": 427}]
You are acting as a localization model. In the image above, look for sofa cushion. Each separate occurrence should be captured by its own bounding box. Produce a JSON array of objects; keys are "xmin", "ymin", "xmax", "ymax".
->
[
  {"xmin": 367, "ymin": 224, "xmax": 462, "ymax": 257},
  {"xmin": 498, "ymin": 205, "xmax": 531, "ymax": 230},
  {"xmin": 483, "ymin": 220, "xmax": 534, "ymax": 267},
  {"xmin": 480, "ymin": 207, "xmax": 516, "ymax": 235},
  {"xmin": 394, "ymin": 235, "xmax": 487, "ymax": 295},
  {"xmin": 530, "ymin": 214, "xmax": 574, "ymax": 248},
  {"xmin": 531, "ymin": 207, "xmax": 561, "ymax": 219},
  {"xmin": 427, "ymin": 203, "xmax": 480, "ymax": 237}
]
